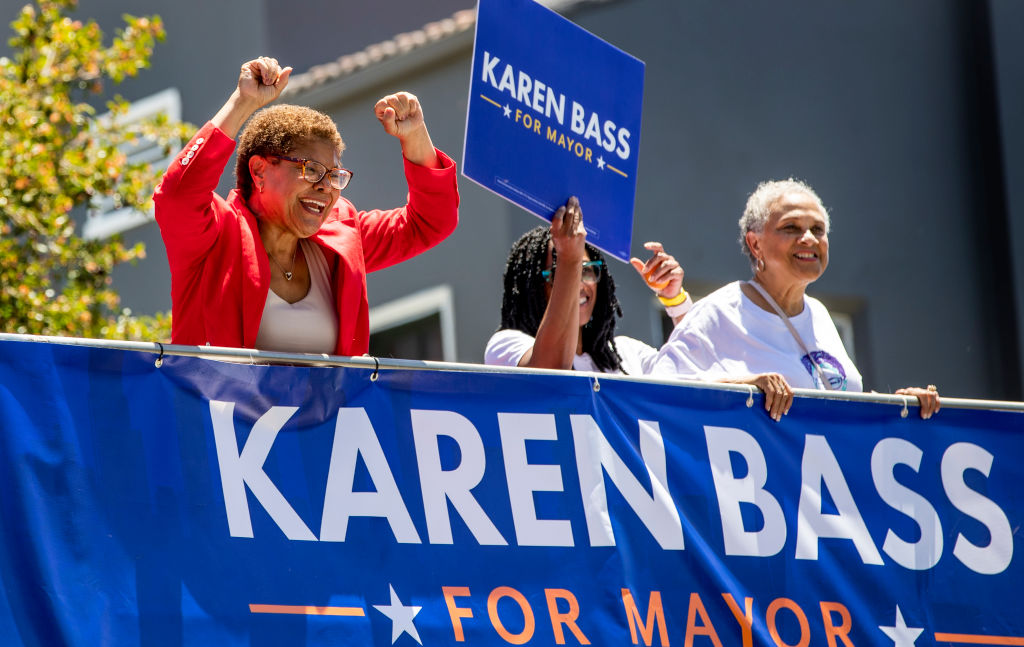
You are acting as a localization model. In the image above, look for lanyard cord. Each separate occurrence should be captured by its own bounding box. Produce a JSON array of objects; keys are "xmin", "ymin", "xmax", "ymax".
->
[{"xmin": 746, "ymin": 280, "xmax": 832, "ymax": 391}]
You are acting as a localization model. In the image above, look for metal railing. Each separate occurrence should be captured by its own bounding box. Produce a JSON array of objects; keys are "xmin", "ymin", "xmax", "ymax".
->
[{"xmin": 2, "ymin": 332, "xmax": 1022, "ymax": 413}]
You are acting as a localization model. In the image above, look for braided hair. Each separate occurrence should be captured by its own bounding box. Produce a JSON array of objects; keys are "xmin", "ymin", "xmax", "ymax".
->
[{"xmin": 498, "ymin": 225, "xmax": 626, "ymax": 373}]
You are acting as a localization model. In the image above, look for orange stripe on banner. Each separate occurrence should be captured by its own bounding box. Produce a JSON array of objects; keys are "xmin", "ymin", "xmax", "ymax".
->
[
  {"xmin": 606, "ymin": 164, "xmax": 628, "ymax": 178},
  {"xmin": 480, "ymin": 94, "xmax": 502, "ymax": 108},
  {"xmin": 934, "ymin": 633, "xmax": 1024, "ymax": 645},
  {"xmin": 249, "ymin": 604, "xmax": 364, "ymax": 617}
]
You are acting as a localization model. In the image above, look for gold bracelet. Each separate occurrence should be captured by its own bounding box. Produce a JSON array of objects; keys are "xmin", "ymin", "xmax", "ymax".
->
[{"xmin": 658, "ymin": 290, "xmax": 688, "ymax": 307}]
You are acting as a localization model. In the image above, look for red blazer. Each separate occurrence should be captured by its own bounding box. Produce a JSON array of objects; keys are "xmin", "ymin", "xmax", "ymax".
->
[{"xmin": 153, "ymin": 121, "xmax": 459, "ymax": 356}]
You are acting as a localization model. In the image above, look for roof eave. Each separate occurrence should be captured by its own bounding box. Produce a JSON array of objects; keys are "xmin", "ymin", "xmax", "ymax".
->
[{"xmin": 282, "ymin": 15, "xmax": 476, "ymax": 108}]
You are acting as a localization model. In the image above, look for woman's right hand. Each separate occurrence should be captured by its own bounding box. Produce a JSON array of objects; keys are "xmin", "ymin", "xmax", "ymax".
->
[
  {"xmin": 727, "ymin": 372, "xmax": 794, "ymax": 422},
  {"xmin": 238, "ymin": 57, "xmax": 292, "ymax": 109},
  {"xmin": 212, "ymin": 57, "xmax": 293, "ymax": 138},
  {"xmin": 550, "ymin": 196, "xmax": 586, "ymax": 265}
]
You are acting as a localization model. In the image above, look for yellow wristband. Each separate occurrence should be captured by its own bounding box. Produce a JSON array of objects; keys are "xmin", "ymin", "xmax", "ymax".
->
[{"xmin": 658, "ymin": 290, "xmax": 688, "ymax": 307}]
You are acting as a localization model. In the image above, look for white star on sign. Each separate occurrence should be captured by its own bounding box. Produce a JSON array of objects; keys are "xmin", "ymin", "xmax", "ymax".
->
[
  {"xmin": 503, "ymin": 104, "xmax": 511, "ymax": 118},
  {"xmin": 596, "ymin": 155, "xmax": 606, "ymax": 170},
  {"xmin": 373, "ymin": 584, "xmax": 422, "ymax": 645},
  {"xmin": 879, "ymin": 606, "xmax": 924, "ymax": 647}
]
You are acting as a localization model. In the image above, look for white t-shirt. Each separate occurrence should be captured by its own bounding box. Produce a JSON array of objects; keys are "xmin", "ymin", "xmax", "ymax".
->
[
  {"xmin": 255, "ymin": 240, "xmax": 338, "ymax": 354},
  {"xmin": 651, "ymin": 281, "xmax": 862, "ymax": 391},
  {"xmin": 485, "ymin": 328, "xmax": 659, "ymax": 375}
]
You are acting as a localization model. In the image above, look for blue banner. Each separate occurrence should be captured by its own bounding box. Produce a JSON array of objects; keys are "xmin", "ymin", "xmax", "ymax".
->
[
  {"xmin": 1, "ymin": 338, "xmax": 1023, "ymax": 646},
  {"xmin": 462, "ymin": 0, "xmax": 645, "ymax": 262}
]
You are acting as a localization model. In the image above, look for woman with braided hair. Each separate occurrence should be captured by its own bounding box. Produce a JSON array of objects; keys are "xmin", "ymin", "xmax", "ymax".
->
[{"xmin": 485, "ymin": 197, "xmax": 690, "ymax": 374}]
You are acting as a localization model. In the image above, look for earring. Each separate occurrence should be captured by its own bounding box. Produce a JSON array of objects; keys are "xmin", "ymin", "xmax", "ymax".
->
[{"xmin": 756, "ymin": 257, "xmax": 765, "ymax": 272}]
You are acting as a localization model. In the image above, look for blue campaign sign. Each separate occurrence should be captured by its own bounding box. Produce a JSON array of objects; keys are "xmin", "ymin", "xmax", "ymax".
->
[
  {"xmin": 2, "ymin": 337, "xmax": 1024, "ymax": 646},
  {"xmin": 462, "ymin": 0, "xmax": 645, "ymax": 262}
]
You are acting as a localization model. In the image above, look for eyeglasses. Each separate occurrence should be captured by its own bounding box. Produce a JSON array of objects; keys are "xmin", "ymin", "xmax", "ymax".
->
[
  {"xmin": 541, "ymin": 259, "xmax": 604, "ymax": 284},
  {"xmin": 269, "ymin": 155, "xmax": 353, "ymax": 191}
]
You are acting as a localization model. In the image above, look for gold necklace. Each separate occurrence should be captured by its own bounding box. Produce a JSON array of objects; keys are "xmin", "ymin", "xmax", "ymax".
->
[{"xmin": 268, "ymin": 244, "xmax": 298, "ymax": 281}]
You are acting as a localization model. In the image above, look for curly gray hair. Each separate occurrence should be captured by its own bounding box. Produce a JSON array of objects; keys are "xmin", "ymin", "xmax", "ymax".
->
[{"xmin": 738, "ymin": 178, "xmax": 830, "ymax": 267}]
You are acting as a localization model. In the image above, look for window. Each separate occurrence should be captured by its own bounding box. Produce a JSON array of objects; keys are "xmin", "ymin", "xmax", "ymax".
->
[
  {"xmin": 829, "ymin": 311, "xmax": 857, "ymax": 363},
  {"xmin": 368, "ymin": 285, "xmax": 457, "ymax": 362},
  {"xmin": 83, "ymin": 88, "xmax": 182, "ymax": 239}
]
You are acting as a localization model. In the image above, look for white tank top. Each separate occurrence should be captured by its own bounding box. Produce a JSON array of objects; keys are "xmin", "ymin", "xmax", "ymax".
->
[{"xmin": 254, "ymin": 239, "xmax": 338, "ymax": 354}]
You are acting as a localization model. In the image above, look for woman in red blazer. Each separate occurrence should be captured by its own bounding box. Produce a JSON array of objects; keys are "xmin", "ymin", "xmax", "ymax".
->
[{"xmin": 154, "ymin": 56, "xmax": 459, "ymax": 356}]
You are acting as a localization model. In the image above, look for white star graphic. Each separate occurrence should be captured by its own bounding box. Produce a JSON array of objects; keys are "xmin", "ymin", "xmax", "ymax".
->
[
  {"xmin": 373, "ymin": 584, "xmax": 422, "ymax": 645},
  {"xmin": 503, "ymin": 104, "xmax": 511, "ymax": 118},
  {"xmin": 596, "ymin": 155, "xmax": 606, "ymax": 170},
  {"xmin": 879, "ymin": 606, "xmax": 924, "ymax": 647}
]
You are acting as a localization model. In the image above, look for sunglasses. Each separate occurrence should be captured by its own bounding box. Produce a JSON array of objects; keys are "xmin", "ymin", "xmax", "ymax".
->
[{"xmin": 541, "ymin": 259, "xmax": 604, "ymax": 284}]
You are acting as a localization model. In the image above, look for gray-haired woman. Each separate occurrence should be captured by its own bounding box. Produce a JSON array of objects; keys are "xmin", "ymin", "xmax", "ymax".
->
[{"xmin": 652, "ymin": 179, "xmax": 940, "ymax": 421}]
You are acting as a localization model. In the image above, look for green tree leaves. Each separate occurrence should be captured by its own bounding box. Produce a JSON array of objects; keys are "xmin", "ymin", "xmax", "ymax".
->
[{"xmin": 0, "ymin": 0, "xmax": 191, "ymax": 339}]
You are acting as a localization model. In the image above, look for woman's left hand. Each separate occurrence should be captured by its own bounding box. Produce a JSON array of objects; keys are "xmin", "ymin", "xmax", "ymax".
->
[
  {"xmin": 374, "ymin": 92, "xmax": 439, "ymax": 168},
  {"xmin": 630, "ymin": 241, "xmax": 684, "ymax": 300},
  {"xmin": 895, "ymin": 385, "xmax": 941, "ymax": 419},
  {"xmin": 375, "ymin": 92, "xmax": 426, "ymax": 139}
]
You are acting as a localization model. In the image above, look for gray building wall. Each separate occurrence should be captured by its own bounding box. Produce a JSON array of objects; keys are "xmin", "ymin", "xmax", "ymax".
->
[
  {"xmin": 296, "ymin": 0, "xmax": 1023, "ymax": 400},
  {"xmin": 2, "ymin": 0, "xmax": 1021, "ymax": 400},
  {"xmin": 990, "ymin": 0, "xmax": 1024, "ymax": 396},
  {"xmin": 567, "ymin": 0, "xmax": 1016, "ymax": 399}
]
